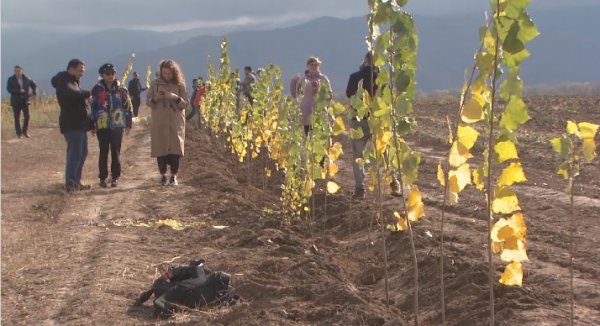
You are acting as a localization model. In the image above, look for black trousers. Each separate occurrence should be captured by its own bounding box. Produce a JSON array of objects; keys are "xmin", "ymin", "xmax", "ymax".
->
[
  {"xmin": 12, "ymin": 105, "xmax": 30, "ymax": 136},
  {"xmin": 97, "ymin": 128, "xmax": 124, "ymax": 180},
  {"xmin": 157, "ymin": 154, "xmax": 181, "ymax": 175},
  {"xmin": 131, "ymin": 96, "xmax": 141, "ymax": 117}
]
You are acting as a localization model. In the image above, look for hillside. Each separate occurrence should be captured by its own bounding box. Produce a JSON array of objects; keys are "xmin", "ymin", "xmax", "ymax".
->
[{"xmin": 2, "ymin": 5, "xmax": 599, "ymax": 93}]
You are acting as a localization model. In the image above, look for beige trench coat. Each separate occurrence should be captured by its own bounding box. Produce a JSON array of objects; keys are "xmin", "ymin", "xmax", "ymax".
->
[{"xmin": 146, "ymin": 78, "xmax": 189, "ymax": 157}]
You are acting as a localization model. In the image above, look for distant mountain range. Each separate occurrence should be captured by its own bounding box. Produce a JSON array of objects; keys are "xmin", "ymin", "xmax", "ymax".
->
[{"xmin": 2, "ymin": 4, "xmax": 599, "ymax": 95}]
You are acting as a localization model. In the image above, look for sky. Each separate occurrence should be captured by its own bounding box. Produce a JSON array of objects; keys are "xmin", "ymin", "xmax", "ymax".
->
[{"xmin": 2, "ymin": 0, "xmax": 595, "ymax": 33}]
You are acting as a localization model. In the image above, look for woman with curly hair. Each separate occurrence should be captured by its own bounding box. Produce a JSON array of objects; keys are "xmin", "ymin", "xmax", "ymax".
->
[{"xmin": 146, "ymin": 60, "xmax": 189, "ymax": 186}]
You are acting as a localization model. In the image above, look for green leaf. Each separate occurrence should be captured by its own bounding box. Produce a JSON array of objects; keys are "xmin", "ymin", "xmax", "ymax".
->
[
  {"xmin": 517, "ymin": 12, "xmax": 539, "ymax": 43},
  {"xmin": 499, "ymin": 96, "xmax": 531, "ymax": 131},
  {"xmin": 550, "ymin": 136, "xmax": 570, "ymax": 160}
]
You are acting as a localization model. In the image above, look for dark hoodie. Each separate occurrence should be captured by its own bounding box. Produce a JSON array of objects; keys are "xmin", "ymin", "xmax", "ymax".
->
[
  {"xmin": 345, "ymin": 64, "xmax": 379, "ymax": 98},
  {"xmin": 51, "ymin": 71, "xmax": 91, "ymax": 133}
]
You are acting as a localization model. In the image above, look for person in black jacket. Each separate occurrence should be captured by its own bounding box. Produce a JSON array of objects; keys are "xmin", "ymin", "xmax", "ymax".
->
[
  {"xmin": 346, "ymin": 52, "xmax": 401, "ymax": 199},
  {"xmin": 127, "ymin": 72, "xmax": 146, "ymax": 117},
  {"xmin": 6, "ymin": 65, "xmax": 37, "ymax": 138},
  {"xmin": 51, "ymin": 59, "xmax": 92, "ymax": 192}
]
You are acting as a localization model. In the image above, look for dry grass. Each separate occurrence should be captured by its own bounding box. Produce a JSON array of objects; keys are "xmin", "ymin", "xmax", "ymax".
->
[{"xmin": 1, "ymin": 95, "xmax": 60, "ymax": 138}]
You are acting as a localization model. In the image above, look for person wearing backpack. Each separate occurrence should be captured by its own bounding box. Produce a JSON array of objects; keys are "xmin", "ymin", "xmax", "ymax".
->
[
  {"xmin": 146, "ymin": 59, "xmax": 189, "ymax": 186},
  {"xmin": 90, "ymin": 63, "xmax": 133, "ymax": 188}
]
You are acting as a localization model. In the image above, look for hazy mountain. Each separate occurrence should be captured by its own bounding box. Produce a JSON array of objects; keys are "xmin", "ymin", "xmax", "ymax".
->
[{"xmin": 2, "ymin": 4, "xmax": 599, "ymax": 95}]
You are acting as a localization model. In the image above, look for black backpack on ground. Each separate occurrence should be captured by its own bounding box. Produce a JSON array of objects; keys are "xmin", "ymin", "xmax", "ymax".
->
[{"xmin": 136, "ymin": 259, "xmax": 239, "ymax": 316}]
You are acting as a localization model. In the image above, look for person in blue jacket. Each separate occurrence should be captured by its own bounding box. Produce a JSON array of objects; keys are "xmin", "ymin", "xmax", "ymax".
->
[{"xmin": 90, "ymin": 63, "xmax": 133, "ymax": 188}]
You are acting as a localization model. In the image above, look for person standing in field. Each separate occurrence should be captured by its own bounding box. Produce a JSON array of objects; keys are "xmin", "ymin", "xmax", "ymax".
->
[
  {"xmin": 345, "ymin": 52, "xmax": 401, "ymax": 199},
  {"xmin": 90, "ymin": 63, "xmax": 133, "ymax": 188},
  {"xmin": 241, "ymin": 66, "xmax": 256, "ymax": 105},
  {"xmin": 6, "ymin": 65, "xmax": 37, "ymax": 138},
  {"xmin": 51, "ymin": 59, "xmax": 92, "ymax": 192},
  {"xmin": 146, "ymin": 59, "xmax": 189, "ymax": 186},
  {"xmin": 127, "ymin": 71, "xmax": 146, "ymax": 117},
  {"xmin": 291, "ymin": 56, "xmax": 332, "ymax": 135},
  {"xmin": 186, "ymin": 77, "xmax": 206, "ymax": 128}
]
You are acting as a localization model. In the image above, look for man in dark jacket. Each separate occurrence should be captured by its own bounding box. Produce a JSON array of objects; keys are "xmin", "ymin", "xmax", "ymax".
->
[
  {"xmin": 127, "ymin": 72, "xmax": 146, "ymax": 117},
  {"xmin": 346, "ymin": 52, "xmax": 401, "ymax": 199},
  {"xmin": 51, "ymin": 59, "xmax": 92, "ymax": 192},
  {"xmin": 6, "ymin": 65, "xmax": 37, "ymax": 138}
]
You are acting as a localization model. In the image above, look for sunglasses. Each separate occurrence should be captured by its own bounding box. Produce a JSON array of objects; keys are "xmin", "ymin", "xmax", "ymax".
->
[{"xmin": 104, "ymin": 71, "xmax": 116, "ymax": 76}]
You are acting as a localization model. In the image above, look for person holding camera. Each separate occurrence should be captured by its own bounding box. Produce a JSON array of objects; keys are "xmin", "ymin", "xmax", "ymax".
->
[
  {"xmin": 90, "ymin": 63, "xmax": 133, "ymax": 188},
  {"xmin": 6, "ymin": 65, "xmax": 37, "ymax": 138},
  {"xmin": 146, "ymin": 59, "xmax": 189, "ymax": 186}
]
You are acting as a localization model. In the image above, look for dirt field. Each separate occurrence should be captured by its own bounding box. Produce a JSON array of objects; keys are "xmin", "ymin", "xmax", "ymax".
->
[{"xmin": 2, "ymin": 96, "xmax": 599, "ymax": 325}]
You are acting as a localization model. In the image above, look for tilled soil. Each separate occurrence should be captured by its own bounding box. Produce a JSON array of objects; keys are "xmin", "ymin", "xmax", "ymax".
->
[{"xmin": 1, "ymin": 95, "xmax": 599, "ymax": 325}]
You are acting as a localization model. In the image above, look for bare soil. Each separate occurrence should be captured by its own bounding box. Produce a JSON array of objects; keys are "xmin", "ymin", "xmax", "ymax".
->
[{"xmin": 2, "ymin": 96, "xmax": 599, "ymax": 325}]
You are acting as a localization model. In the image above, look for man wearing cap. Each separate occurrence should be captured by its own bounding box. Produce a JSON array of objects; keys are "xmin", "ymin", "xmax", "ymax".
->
[
  {"xmin": 128, "ymin": 71, "xmax": 146, "ymax": 117},
  {"xmin": 90, "ymin": 63, "xmax": 133, "ymax": 188},
  {"xmin": 51, "ymin": 59, "xmax": 92, "ymax": 191}
]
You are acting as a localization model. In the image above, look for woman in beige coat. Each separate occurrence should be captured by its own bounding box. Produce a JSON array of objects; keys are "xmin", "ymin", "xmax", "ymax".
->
[{"xmin": 146, "ymin": 60, "xmax": 189, "ymax": 186}]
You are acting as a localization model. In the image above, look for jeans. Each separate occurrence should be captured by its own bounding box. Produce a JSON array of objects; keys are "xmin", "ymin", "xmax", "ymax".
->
[
  {"xmin": 64, "ymin": 130, "xmax": 88, "ymax": 188},
  {"xmin": 131, "ymin": 96, "xmax": 141, "ymax": 117},
  {"xmin": 351, "ymin": 119, "xmax": 371, "ymax": 192},
  {"xmin": 97, "ymin": 128, "xmax": 124, "ymax": 181},
  {"xmin": 157, "ymin": 154, "xmax": 181, "ymax": 175},
  {"xmin": 13, "ymin": 105, "xmax": 30, "ymax": 136}
]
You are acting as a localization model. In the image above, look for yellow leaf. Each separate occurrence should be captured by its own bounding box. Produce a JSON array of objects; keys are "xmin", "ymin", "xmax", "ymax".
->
[
  {"xmin": 390, "ymin": 211, "xmax": 408, "ymax": 231},
  {"xmin": 449, "ymin": 141, "xmax": 472, "ymax": 168},
  {"xmin": 262, "ymin": 130, "xmax": 271, "ymax": 141},
  {"xmin": 407, "ymin": 185, "xmax": 425, "ymax": 222},
  {"xmin": 448, "ymin": 163, "xmax": 471, "ymax": 193},
  {"xmin": 492, "ymin": 186, "xmax": 521, "ymax": 214},
  {"xmin": 265, "ymin": 168, "xmax": 272, "ymax": 177},
  {"xmin": 328, "ymin": 162, "xmax": 340, "ymax": 177},
  {"xmin": 472, "ymin": 167, "xmax": 485, "ymax": 190},
  {"xmin": 495, "ymin": 140, "xmax": 519, "ymax": 163},
  {"xmin": 578, "ymin": 122, "xmax": 599, "ymax": 139},
  {"xmin": 582, "ymin": 138, "xmax": 596, "ymax": 162},
  {"xmin": 331, "ymin": 102, "xmax": 347, "ymax": 115},
  {"xmin": 457, "ymin": 125, "xmax": 479, "ymax": 149},
  {"xmin": 326, "ymin": 181, "xmax": 340, "ymax": 194},
  {"xmin": 332, "ymin": 116, "xmax": 346, "ymax": 136},
  {"xmin": 376, "ymin": 131, "xmax": 394, "ymax": 153},
  {"xmin": 566, "ymin": 121, "xmax": 578, "ymax": 135},
  {"xmin": 437, "ymin": 163, "xmax": 446, "ymax": 186},
  {"xmin": 499, "ymin": 262, "xmax": 523, "ymax": 287},
  {"xmin": 154, "ymin": 218, "xmax": 186, "ymax": 230},
  {"xmin": 461, "ymin": 97, "xmax": 485, "ymax": 123},
  {"xmin": 303, "ymin": 180, "xmax": 315, "ymax": 197},
  {"xmin": 491, "ymin": 213, "xmax": 528, "ymax": 262},
  {"xmin": 328, "ymin": 142, "xmax": 343, "ymax": 161},
  {"xmin": 355, "ymin": 158, "xmax": 364, "ymax": 166},
  {"xmin": 498, "ymin": 162, "xmax": 527, "ymax": 187}
]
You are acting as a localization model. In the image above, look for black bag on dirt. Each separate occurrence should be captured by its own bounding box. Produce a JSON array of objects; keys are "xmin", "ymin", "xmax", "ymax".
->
[{"xmin": 136, "ymin": 259, "xmax": 238, "ymax": 316}]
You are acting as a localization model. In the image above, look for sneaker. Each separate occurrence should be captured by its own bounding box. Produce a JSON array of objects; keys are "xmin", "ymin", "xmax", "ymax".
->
[
  {"xmin": 23, "ymin": 132, "xmax": 30, "ymax": 138},
  {"xmin": 110, "ymin": 179, "xmax": 118, "ymax": 188},
  {"xmin": 78, "ymin": 183, "xmax": 92, "ymax": 190},
  {"xmin": 169, "ymin": 175, "xmax": 178, "ymax": 186},
  {"xmin": 390, "ymin": 179, "xmax": 403, "ymax": 197},
  {"xmin": 160, "ymin": 175, "xmax": 168, "ymax": 186},
  {"xmin": 17, "ymin": 134, "xmax": 23, "ymax": 139},
  {"xmin": 99, "ymin": 179, "xmax": 108, "ymax": 188},
  {"xmin": 65, "ymin": 184, "xmax": 78, "ymax": 192}
]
